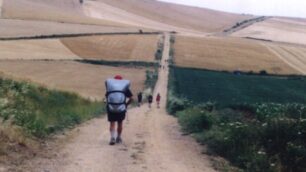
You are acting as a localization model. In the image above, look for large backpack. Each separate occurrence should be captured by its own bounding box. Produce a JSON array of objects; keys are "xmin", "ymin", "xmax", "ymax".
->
[{"xmin": 105, "ymin": 79, "xmax": 130, "ymax": 113}]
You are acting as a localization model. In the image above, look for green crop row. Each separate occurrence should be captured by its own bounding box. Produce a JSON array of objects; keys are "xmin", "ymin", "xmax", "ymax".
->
[{"xmin": 169, "ymin": 67, "xmax": 306, "ymax": 107}]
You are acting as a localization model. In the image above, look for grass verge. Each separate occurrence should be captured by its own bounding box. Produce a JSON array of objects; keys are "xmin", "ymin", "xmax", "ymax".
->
[{"xmin": 0, "ymin": 77, "xmax": 104, "ymax": 138}]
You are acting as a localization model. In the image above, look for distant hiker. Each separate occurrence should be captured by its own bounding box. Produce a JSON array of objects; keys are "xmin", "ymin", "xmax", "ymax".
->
[
  {"xmin": 137, "ymin": 92, "xmax": 143, "ymax": 107},
  {"xmin": 105, "ymin": 75, "xmax": 133, "ymax": 145},
  {"xmin": 156, "ymin": 93, "xmax": 161, "ymax": 108},
  {"xmin": 148, "ymin": 94, "xmax": 153, "ymax": 108}
]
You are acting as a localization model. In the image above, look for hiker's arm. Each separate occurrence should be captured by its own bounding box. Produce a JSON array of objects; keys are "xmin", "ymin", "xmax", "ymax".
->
[
  {"xmin": 125, "ymin": 89, "xmax": 133, "ymax": 106},
  {"xmin": 126, "ymin": 96, "xmax": 133, "ymax": 106}
]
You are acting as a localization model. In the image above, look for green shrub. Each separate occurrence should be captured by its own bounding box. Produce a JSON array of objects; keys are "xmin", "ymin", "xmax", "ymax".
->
[
  {"xmin": 145, "ymin": 69, "xmax": 158, "ymax": 90},
  {"xmin": 177, "ymin": 107, "xmax": 214, "ymax": 133},
  {"xmin": 166, "ymin": 91, "xmax": 190, "ymax": 115}
]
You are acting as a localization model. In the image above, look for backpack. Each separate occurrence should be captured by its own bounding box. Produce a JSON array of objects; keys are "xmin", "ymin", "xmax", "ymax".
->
[{"xmin": 105, "ymin": 79, "xmax": 130, "ymax": 113}]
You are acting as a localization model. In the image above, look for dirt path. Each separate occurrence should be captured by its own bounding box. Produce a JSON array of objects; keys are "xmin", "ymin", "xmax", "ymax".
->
[
  {"xmin": 28, "ymin": 33, "xmax": 215, "ymax": 172},
  {"xmin": 0, "ymin": 0, "xmax": 3, "ymax": 17}
]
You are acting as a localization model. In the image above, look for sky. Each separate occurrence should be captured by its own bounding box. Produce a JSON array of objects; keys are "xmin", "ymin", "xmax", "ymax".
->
[{"xmin": 159, "ymin": 0, "xmax": 306, "ymax": 18}]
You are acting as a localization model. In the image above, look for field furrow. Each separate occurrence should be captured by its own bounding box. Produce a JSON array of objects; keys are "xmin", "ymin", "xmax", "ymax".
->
[
  {"xmin": 60, "ymin": 35, "xmax": 159, "ymax": 62},
  {"xmin": 264, "ymin": 43, "xmax": 306, "ymax": 74}
]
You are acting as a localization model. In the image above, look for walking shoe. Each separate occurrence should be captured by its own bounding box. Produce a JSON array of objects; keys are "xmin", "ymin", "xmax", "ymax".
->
[
  {"xmin": 109, "ymin": 138, "xmax": 116, "ymax": 145},
  {"xmin": 116, "ymin": 137, "xmax": 122, "ymax": 144}
]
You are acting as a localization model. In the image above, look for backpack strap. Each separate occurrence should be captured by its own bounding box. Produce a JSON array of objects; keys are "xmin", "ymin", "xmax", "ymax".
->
[{"xmin": 106, "ymin": 90, "xmax": 126, "ymax": 97}]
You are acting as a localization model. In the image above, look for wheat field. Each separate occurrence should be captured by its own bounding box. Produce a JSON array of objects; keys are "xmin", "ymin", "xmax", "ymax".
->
[
  {"xmin": 174, "ymin": 36, "xmax": 299, "ymax": 74},
  {"xmin": 61, "ymin": 35, "xmax": 159, "ymax": 62},
  {"xmin": 0, "ymin": 60, "xmax": 147, "ymax": 100}
]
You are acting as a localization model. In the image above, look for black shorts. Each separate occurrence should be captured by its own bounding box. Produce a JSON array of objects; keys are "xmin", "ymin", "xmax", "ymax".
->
[{"xmin": 107, "ymin": 110, "xmax": 126, "ymax": 122}]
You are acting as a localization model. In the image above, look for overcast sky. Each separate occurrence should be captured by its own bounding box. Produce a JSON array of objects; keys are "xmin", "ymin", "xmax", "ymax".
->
[{"xmin": 159, "ymin": 0, "xmax": 306, "ymax": 18}]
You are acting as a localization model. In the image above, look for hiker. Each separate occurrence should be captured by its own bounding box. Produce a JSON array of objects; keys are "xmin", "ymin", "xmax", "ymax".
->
[
  {"xmin": 105, "ymin": 75, "xmax": 133, "ymax": 145},
  {"xmin": 148, "ymin": 94, "xmax": 153, "ymax": 108},
  {"xmin": 156, "ymin": 93, "xmax": 161, "ymax": 108},
  {"xmin": 137, "ymin": 92, "xmax": 143, "ymax": 107}
]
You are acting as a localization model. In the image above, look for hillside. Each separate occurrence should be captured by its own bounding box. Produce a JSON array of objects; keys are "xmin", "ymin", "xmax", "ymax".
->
[
  {"xmin": 98, "ymin": 0, "xmax": 252, "ymax": 33},
  {"xmin": 1, "ymin": 0, "xmax": 128, "ymax": 27},
  {"xmin": 232, "ymin": 17, "xmax": 306, "ymax": 45},
  {"xmin": 0, "ymin": 0, "xmax": 253, "ymax": 35}
]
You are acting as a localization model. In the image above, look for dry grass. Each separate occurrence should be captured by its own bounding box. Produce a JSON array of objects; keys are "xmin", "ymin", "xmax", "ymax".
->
[
  {"xmin": 264, "ymin": 43, "xmax": 306, "ymax": 74},
  {"xmin": 232, "ymin": 17, "xmax": 306, "ymax": 45},
  {"xmin": 98, "ymin": 0, "xmax": 252, "ymax": 33},
  {"xmin": 0, "ymin": 60, "xmax": 147, "ymax": 100},
  {"xmin": 0, "ymin": 19, "xmax": 140, "ymax": 38},
  {"xmin": 0, "ymin": 39, "xmax": 80, "ymax": 60},
  {"xmin": 174, "ymin": 36, "xmax": 299, "ymax": 75},
  {"xmin": 1, "ymin": 0, "xmax": 128, "ymax": 27},
  {"xmin": 0, "ymin": 119, "xmax": 39, "ymax": 171},
  {"xmin": 61, "ymin": 35, "xmax": 159, "ymax": 62}
]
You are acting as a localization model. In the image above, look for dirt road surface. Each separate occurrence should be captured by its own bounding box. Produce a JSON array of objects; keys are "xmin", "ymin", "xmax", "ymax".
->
[
  {"xmin": 28, "ymin": 33, "xmax": 216, "ymax": 172},
  {"xmin": 0, "ymin": 0, "xmax": 3, "ymax": 17}
]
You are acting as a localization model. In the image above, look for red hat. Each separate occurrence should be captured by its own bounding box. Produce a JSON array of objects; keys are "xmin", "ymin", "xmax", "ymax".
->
[{"xmin": 114, "ymin": 75, "xmax": 123, "ymax": 80}]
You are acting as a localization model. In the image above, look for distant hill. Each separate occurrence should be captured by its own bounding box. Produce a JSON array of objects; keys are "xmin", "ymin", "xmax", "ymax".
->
[
  {"xmin": 1, "ymin": 0, "xmax": 252, "ymax": 33},
  {"xmin": 1, "ymin": 0, "xmax": 126, "ymax": 27},
  {"xmin": 97, "ymin": 0, "xmax": 252, "ymax": 33}
]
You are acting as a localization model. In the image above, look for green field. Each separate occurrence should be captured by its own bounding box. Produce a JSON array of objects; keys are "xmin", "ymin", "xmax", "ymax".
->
[
  {"xmin": 168, "ymin": 66, "xmax": 306, "ymax": 171},
  {"xmin": 170, "ymin": 67, "xmax": 306, "ymax": 106}
]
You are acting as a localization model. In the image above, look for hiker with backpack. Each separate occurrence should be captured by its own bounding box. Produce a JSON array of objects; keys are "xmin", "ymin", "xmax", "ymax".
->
[
  {"xmin": 156, "ymin": 93, "xmax": 161, "ymax": 108},
  {"xmin": 105, "ymin": 75, "xmax": 133, "ymax": 145},
  {"xmin": 137, "ymin": 92, "xmax": 143, "ymax": 107},
  {"xmin": 148, "ymin": 94, "xmax": 153, "ymax": 108}
]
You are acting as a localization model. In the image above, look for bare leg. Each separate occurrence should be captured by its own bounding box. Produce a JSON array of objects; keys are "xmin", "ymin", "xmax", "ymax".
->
[
  {"xmin": 110, "ymin": 122, "xmax": 116, "ymax": 138},
  {"xmin": 109, "ymin": 122, "xmax": 116, "ymax": 145},
  {"xmin": 117, "ymin": 121, "xmax": 123, "ymax": 137}
]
